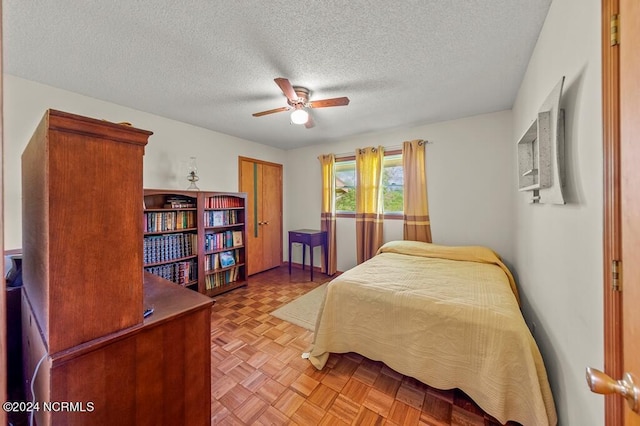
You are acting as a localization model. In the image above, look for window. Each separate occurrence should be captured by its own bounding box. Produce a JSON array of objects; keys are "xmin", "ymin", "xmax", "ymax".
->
[{"xmin": 335, "ymin": 153, "xmax": 403, "ymax": 215}]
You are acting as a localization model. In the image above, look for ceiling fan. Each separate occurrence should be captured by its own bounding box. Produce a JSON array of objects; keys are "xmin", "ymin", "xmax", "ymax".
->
[{"xmin": 252, "ymin": 78, "xmax": 350, "ymax": 128}]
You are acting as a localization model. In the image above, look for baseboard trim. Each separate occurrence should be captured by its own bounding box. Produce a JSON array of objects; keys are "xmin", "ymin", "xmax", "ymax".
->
[{"xmin": 282, "ymin": 262, "xmax": 342, "ymax": 276}]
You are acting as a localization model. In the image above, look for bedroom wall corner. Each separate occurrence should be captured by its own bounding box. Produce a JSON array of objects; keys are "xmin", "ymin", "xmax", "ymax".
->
[{"xmin": 511, "ymin": 0, "xmax": 603, "ymax": 424}]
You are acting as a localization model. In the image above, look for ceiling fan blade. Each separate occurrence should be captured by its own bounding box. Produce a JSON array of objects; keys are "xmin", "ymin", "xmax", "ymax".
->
[
  {"xmin": 309, "ymin": 97, "xmax": 350, "ymax": 108},
  {"xmin": 274, "ymin": 78, "xmax": 298, "ymax": 102},
  {"xmin": 304, "ymin": 115, "xmax": 315, "ymax": 129},
  {"xmin": 252, "ymin": 106, "xmax": 290, "ymax": 117}
]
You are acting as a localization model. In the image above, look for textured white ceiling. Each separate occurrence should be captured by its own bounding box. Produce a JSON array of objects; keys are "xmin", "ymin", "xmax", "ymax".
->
[{"xmin": 3, "ymin": 1, "xmax": 552, "ymax": 150}]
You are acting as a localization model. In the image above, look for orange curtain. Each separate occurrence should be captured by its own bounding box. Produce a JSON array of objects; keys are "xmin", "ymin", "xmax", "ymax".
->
[
  {"xmin": 318, "ymin": 154, "xmax": 337, "ymax": 275},
  {"xmin": 355, "ymin": 146, "xmax": 384, "ymax": 263},
  {"xmin": 402, "ymin": 139, "xmax": 432, "ymax": 242}
]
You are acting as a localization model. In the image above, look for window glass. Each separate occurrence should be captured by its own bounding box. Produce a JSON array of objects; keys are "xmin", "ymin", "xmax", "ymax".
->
[
  {"xmin": 335, "ymin": 160, "xmax": 356, "ymax": 212},
  {"xmin": 382, "ymin": 154, "xmax": 403, "ymax": 214},
  {"xmin": 335, "ymin": 154, "xmax": 403, "ymax": 214}
]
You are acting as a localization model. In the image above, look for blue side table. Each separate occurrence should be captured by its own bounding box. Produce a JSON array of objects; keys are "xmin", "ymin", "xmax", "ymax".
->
[{"xmin": 288, "ymin": 229, "xmax": 328, "ymax": 281}]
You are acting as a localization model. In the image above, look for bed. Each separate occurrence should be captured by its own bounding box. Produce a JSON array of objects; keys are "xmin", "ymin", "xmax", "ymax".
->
[{"xmin": 308, "ymin": 240, "xmax": 557, "ymax": 426}]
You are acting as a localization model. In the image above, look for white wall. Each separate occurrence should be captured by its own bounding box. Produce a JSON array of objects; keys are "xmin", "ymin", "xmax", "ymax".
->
[
  {"xmin": 3, "ymin": 75, "xmax": 286, "ymax": 250},
  {"xmin": 512, "ymin": 0, "xmax": 603, "ymax": 424},
  {"xmin": 285, "ymin": 110, "xmax": 515, "ymax": 272}
]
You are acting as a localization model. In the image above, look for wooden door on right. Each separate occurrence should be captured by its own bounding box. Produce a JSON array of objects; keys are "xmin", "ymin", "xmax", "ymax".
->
[
  {"xmin": 619, "ymin": 0, "xmax": 640, "ymax": 423},
  {"xmin": 239, "ymin": 157, "xmax": 283, "ymax": 275}
]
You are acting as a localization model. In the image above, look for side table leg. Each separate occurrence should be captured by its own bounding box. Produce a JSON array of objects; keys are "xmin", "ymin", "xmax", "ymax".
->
[
  {"xmin": 288, "ymin": 239, "xmax": 292, "ymax": 275},
  {"xmin": 324, "ymin": 234, "xmax": 328, "ymax": 275},
  {"xmin": 310, "ymin": 245, "xmax": 314, "ymax": 281}
]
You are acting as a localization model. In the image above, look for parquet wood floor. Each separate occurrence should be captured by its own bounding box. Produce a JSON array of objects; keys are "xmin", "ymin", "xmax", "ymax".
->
[{"xmin": 210, "ymin": 266, "xmax": 519, "ymax": 426}]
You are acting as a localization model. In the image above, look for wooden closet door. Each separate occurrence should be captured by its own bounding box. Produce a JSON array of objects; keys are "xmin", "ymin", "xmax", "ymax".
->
[
  {"xmin": 241, "ymin": 159, "xmax": 263, "ymax": 274},
  {"xmin": 260, "ymin": 162, "xmax": 283, "ymax": 271},
  {"xmin": 239, "ymin": 157, "xmax": 283, "ymax": 275}
]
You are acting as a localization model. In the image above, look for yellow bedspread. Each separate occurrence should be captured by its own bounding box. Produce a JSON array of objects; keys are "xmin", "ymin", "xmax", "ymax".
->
[{"xmin": 309, "ymin": 241, "xmax": 557, "ymax": 426}]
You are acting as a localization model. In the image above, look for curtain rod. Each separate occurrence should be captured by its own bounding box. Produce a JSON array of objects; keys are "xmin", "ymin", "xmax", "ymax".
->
[{"xmin": 333, "ymin": 140, "xmax": 433, "ymax": 159}]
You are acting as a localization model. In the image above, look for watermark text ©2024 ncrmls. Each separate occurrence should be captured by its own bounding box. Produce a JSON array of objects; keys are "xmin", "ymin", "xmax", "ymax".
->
[{"xmin": 3, "ymin": 400, "xmax": 95, "ymax": 413}]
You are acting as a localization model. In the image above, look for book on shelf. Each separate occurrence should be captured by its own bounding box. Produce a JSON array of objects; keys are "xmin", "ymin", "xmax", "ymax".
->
[
  {"xmin": 164, "ymin": 202, "xmax": 196, "ymax": 208},
  {"xmin": 205, "ymin": 253, "xmax": 220, "ymax": 270},
  {"xmin": 144, "ymin": 211, "xmax": 195, "ymax": 232},
  {"xmin": 212, "ymin": 211, "xmax": 225, "ymax": 227},
  {"xmin": 144, "ymin": 259, "xmax": 197, "ymax": 286},
  {"xmin": 207, "ymin": 196, "xmax": 243, "ymax": 209},
  {"xmin": 177, "ymin": 261, "xmax": 191, "ymax": 285},
  {"xmin": 204, "ymin": 231, "xmax": 235, "ymax": 251},
  {"xmin": 204, "ymin": 209, "xmax": 240, "ymax": 227},
  {"xmin": 232, "ymin": 231, "xmax": 243, "ymax": 247},
  {"xmin": 205, "ymin": 267, "xmax": 240, "ymax": 290},
  {"xmin": 164, "ymin": 196, "xmax": 196, "ymax": 209},
  {"xmin": 143, "ymin": 233, "xmax": 197, "ymax": 265},
  {"xmin": 219, "ymin": 251, "xmax": 236, "ymax": 268}
]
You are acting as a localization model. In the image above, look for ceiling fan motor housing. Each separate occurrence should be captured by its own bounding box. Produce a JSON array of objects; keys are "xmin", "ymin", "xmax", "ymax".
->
[{"xmin": 289, "ymin": 86, "xmax": 310, "ymax": 107}]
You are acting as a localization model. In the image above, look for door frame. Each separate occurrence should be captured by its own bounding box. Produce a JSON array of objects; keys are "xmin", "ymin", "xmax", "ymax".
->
[
  {"xmin": 0, "ymin": 3, "xmax": 6, "ymax": 424},
  {"xmin": 602, "ymin": 0, "xmax": 624, "ymax": 424}
]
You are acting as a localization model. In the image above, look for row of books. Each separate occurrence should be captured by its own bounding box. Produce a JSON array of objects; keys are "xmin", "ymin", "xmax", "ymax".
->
[
  {"xmin": 164, "ymin": 196, "xmax": 196, "ymax": 209},
  {"xmin": 145, "ymin": 259, "xmax": 197, "ymax": 286},
  {"xmin": 205, "ymin": 250, "xmax": 240, "ymax": 271},
  {"xmin": 204, "ymin": 210, "xmax": 241, "ymax": 227},
  {"xmin": 144, "ymin": 211, "xmax": 196, "ymax": 233},
  {"xmin": 143, "ymin": 233, "xmax": 197, "ymax": 265},
  {"xmin": 205, "ymin": 267, "xmax": 241, "ymax": 290},
  {"xmin": 204, "ymin": 230, "xmax": 242, "ymax": 251},
  {"xmin": 205, "ymin": 196, "xmax": 243, "ymax": 209}
]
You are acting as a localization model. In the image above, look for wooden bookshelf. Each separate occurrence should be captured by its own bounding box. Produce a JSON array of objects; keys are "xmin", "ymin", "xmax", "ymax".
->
[
  {"xmin": 143, "ymin": 189, "xmax": 248, "ymax": 297},
  {"xmin": 143, "ymin": 190, "xmax": 199, "ymax": 291},
  {"xmin": 201, "ymin": 191, "xmax": 248, "ymax": 297}
]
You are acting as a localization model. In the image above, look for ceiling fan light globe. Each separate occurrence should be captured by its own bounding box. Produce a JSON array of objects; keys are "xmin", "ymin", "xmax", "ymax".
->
[{"xmin": 290, "ymin": 109, "xmax": 309, "ymax": 125}]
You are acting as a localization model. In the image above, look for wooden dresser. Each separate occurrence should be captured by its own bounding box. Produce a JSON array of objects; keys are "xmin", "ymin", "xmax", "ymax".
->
[
  {"xmin": 20, "ymin": 110, "xmax": 213, "ymax": 425},
  {"xmin": 21, "ymin": 274, "xmax": 212, "ymax": 425}
]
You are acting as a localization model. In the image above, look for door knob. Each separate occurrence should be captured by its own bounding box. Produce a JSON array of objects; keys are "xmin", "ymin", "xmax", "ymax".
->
[{"xmin": 586, "ymin": 367, "xmax": 640, "ymax": 413}]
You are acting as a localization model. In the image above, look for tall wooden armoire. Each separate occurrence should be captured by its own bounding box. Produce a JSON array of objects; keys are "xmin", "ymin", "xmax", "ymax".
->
[
  {"xmin": 21, "ymin": 110, "xmax": 213, "ymax": 425},
  {"xmin": 239, "ymin": 157, "xmax": 283, "ymax": 275}
]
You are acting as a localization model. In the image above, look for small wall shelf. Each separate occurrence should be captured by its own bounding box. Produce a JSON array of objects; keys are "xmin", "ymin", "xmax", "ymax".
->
[{"xmin": 517, "ymin": 76, "xmax": 566, "ymax": 204}]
